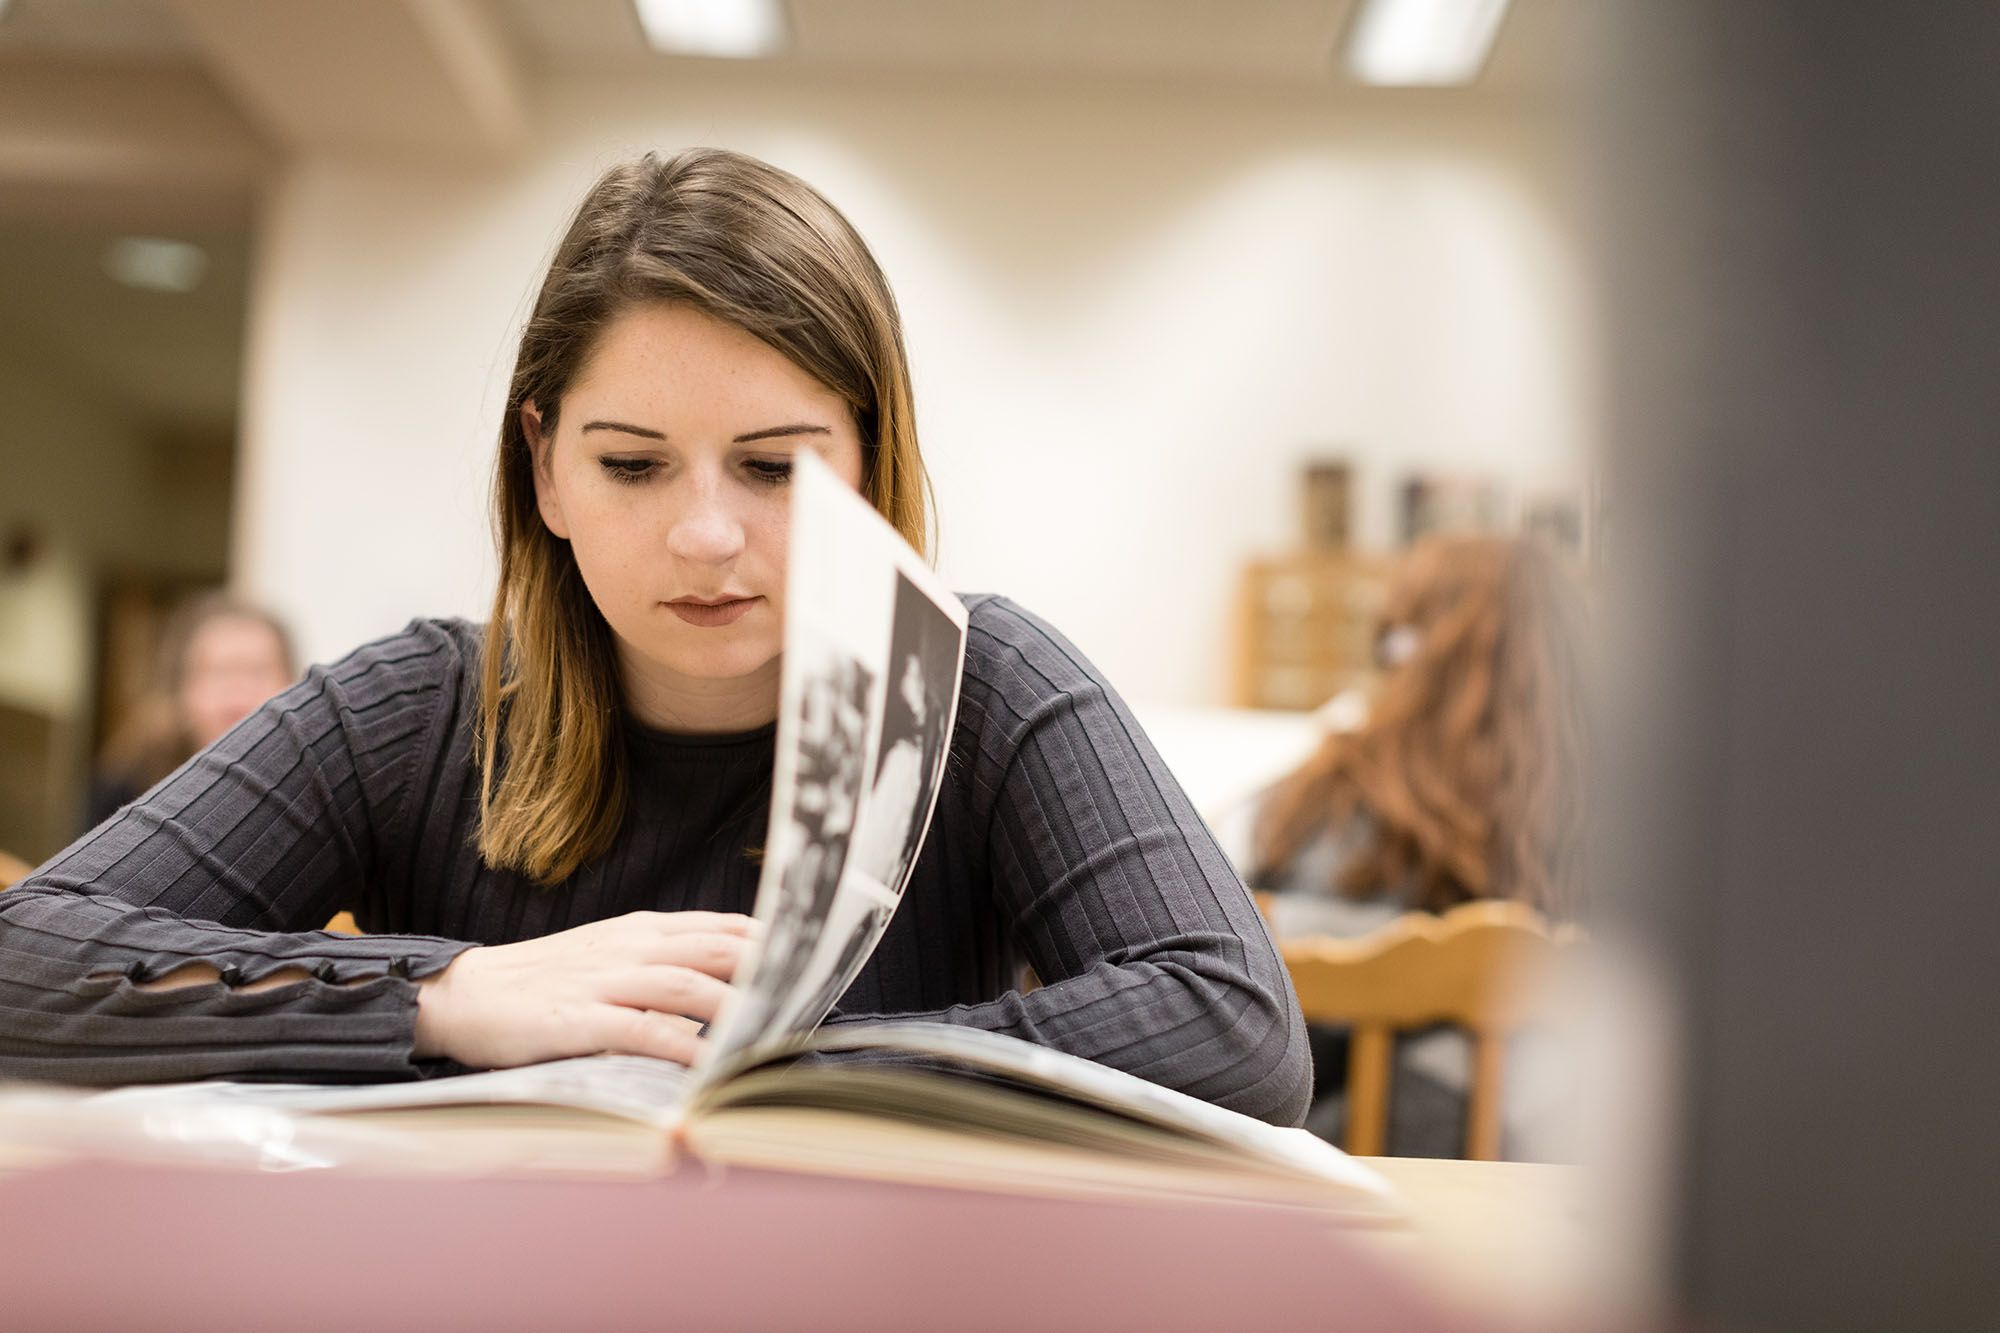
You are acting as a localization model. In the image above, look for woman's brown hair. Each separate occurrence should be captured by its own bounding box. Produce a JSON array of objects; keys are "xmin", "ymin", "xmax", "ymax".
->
[
  {"xmin": 479, "ymin": 147, "xmax": 931, "ymax": 887},
  {"xmin": 1252, "ymin": 535, "xmax": 1588, "ymax": 919}
]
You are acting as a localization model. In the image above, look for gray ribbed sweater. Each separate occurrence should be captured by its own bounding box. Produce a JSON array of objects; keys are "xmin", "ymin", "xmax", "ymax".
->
[{"xmin": 0, "ymin": 596, "xmax": 1311, "ymax": 1125}]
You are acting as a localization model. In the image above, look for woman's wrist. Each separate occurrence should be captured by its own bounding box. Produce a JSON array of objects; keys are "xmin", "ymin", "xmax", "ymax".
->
[{"xmin": 411, "ymin": 947, "xmax": 477, "ymax": 1060}]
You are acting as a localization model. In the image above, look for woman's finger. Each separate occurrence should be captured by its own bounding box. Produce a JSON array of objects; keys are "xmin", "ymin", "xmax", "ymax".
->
[
  {"xmin": 632, "ymin": 931, "xmax": 751, "ymax": 980},
  {"xmin": 598, "ymin": 965, "xmax": 736, "ymax": 1024},
  {"xmin": 588, "ymin": 1004, "xmax": 706, "ymax": 1066},
  {"xmin": 626, "ymin": 910, "xmax": 760, "ymax": 938}
]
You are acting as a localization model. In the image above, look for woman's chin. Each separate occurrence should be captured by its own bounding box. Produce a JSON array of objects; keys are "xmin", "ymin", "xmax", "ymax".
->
[{"xmin": 645, "ymin": 642, "xmax": 781, "ymax": 685}]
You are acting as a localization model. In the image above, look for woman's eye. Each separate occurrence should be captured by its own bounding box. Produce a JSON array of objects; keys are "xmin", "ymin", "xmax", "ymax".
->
[
  {"xmin": 744, "ymin": 458, "xmax": 794, "ymax": 485},
  {"xmin": 600, "ymin": 457, "xmax": 656, "ymax": 484}
]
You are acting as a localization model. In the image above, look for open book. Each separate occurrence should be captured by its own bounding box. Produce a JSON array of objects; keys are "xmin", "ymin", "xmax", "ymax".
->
[{"xmin": 70, "ymin": 455, "xmax": 1392, "ymax": 1216}]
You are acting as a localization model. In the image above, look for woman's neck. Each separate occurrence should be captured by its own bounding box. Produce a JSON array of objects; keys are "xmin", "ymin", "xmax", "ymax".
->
[{"xmin": 615, "ymin": 645, "xmax": 782, "ymax": 735}]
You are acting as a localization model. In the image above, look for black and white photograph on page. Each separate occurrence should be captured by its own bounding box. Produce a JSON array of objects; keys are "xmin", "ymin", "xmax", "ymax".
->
[
  {"xmin": 846, "ymin": 570, "xmax": 965, "ymax": 896},
  {"xmin": 727, "ymin": 638, "xmax": 874, "ymax": 1040},
  {"xmin": 781, "ymin": 894, "xmax": 896, "ymax": 1031},
  {"xmin": 763, "ymin": 566, "xmax": 969, "ymax": 1035},
  {"xmin": 696, "ymin": 452, "xmax": 968, "ymax": 1075}
]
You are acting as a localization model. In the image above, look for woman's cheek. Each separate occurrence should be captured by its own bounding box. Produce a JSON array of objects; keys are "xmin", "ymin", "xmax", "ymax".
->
[{"xmin": 746, "ymin": 502, "xmax": 786, "ymax": 586}]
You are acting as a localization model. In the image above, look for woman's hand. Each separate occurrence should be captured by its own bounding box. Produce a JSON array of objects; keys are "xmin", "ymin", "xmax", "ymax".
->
[{"xmin": 412, "ymin": 911, "xmax": 758, "ymax": 1069}]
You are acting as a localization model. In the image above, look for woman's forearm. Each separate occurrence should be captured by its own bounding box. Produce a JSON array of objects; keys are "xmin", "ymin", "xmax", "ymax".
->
[
  {"xmin": 828, "ymin": 946, "xmax": 1312, "ymax": 1126},
  {"xmin": 0, "ymin": 883, "xmax": 472, "ymax": 1085}
]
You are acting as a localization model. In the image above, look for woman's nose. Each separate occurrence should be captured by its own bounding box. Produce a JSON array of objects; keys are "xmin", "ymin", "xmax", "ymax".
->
[{"xmin": 665, "ymin": 483, "xmax": 747, "ymax": 564}]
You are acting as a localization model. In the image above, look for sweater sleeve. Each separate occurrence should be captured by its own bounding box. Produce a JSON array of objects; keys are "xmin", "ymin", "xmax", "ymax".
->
[
  {"xmin": 0, "ymin": 620, "xmax": 478, "ymax": 1086},
  {"xmin": 839, "ymin": 598, "xmax": 1313, "ymax": 1127}
]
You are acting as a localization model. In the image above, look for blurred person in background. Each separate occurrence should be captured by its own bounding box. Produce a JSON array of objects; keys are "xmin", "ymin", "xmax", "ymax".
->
[
  {"xmin": 0, "ymin": 148, "xmax": 1308, "ymax": 1124},
  {"xmin": 1251, "ymin": 533, "xmax": 1588, "ymax": 1154},
  {"xmin": 85, "ymin": 594, "xmax": 298, "ymax": 829}
]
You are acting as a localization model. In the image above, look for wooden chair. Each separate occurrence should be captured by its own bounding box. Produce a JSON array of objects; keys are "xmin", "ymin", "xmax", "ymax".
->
[
  {"xmin": 1277, "ymin": 899, "xmax": 1575, "ymax": 1160},
  {"xmin": 0, "ymin": 850, "xmax": 31, "ymax": 890}
]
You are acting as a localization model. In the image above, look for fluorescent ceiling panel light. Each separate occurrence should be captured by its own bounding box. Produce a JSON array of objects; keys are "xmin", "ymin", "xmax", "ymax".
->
[
  {"xmin": 1345, "ymin": 0, "xmax": 1510, "ymax": 87},
  {"xmin": 102, "ymin": 237, "xmax": 208, "ymax": 294},
  {"xmin": 633, "ymin": 0, "xmax": 785, "ymax": 59}
]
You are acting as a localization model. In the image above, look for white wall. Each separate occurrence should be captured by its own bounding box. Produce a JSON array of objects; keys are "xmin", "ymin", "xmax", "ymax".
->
[
  {"xmin": 0, "ymin": 541, "xmax": 91, "ymax": 721},
  {"xmin": 236, "ymin": 67, "xmax": 1594, "ymax": 705},
  {"xmin": 0, "ymin": 353, "xmax": 157, "ymax": 718}
]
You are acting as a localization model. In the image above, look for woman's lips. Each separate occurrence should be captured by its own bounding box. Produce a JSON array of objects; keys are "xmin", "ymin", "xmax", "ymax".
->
[{"xmin": 667, "ymin": 596, "xmax": 761, "ymax": 627}]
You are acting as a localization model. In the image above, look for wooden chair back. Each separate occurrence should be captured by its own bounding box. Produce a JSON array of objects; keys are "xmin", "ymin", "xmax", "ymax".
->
[{"xmin": 1277, "ymin": 899, "xmax": 1575, "ymax": 1160}]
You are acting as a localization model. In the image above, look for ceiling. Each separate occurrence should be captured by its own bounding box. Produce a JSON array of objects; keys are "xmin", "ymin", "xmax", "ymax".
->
[
  {"xmin": 0, "ymin": 0, "xmax": 1566, "ymax": 444},
  {"xmin": 0, "ymin": 216, "xmax": 247, "ymax": 442},
  {"xmin": 0, "ymin": 0, "xmax": 1563, "ymax": 91}
]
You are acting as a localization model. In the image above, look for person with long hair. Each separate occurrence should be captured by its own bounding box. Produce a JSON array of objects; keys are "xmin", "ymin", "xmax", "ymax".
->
[
  {"xmin": 85, "ymin": 594, "xmax": 298, "ymax": 830},
  {"xmin": 0, "ymin": 149, "xmax": 1308, "ymax": 1124},
  {"xmin": 1251, "ymin": 533, "xmax": 1587, "ymax": 1153},
  {"xmin": 1254, "ymin": 533, "xmax": 1587, "ymax": 925}
]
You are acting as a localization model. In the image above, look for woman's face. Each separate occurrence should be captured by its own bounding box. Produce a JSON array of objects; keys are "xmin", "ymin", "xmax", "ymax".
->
[
  {"xmin": 179, "ymin": 615, "xmax": 294, "ymax": 749},
  {"xmin": 526, "ymin": 302, "xmax": 866, "ymax": 721}
]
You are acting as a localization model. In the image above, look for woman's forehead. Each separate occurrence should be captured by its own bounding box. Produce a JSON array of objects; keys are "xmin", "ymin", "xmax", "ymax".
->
[{"xmin": 570, "ymin": 304, "xmax": 842, "ymax": 416}]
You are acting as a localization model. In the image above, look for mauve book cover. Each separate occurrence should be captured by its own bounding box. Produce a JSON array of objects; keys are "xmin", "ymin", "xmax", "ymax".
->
[{"xmin": 0, "ymin": 1154, "xmax": 1492, "ymax": 1333}]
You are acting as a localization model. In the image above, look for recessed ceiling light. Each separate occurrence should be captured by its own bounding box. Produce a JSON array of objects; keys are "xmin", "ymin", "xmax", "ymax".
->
[
  {"xmin": 103, "ymin": 237, "xmax": 209, "ymax": 294},
  {"xmin": 633, "ymin": 0, "xmax": 786, "ymax": 59},
  {"xmin": 1345, "ymin": 0, "xmax": 1510, "ymax": 87}
]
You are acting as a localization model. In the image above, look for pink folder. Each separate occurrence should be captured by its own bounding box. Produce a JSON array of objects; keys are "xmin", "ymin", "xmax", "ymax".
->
[{"xmin": 0, "ymin": 1155, "xmax": 1485, "ymax": 1332}]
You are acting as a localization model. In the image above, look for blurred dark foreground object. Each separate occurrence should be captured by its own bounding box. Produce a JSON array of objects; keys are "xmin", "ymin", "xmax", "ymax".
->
[{"xmin": 1596, "ymin": 2, "xmax": 2000, "ymax": 1330}]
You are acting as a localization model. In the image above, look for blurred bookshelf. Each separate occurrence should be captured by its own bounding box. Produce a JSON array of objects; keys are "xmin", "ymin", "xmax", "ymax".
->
[
  {"xmin": 1231, "ymin": 550, "xmax": 1386, "ymax": 711},
  {"xmin": 1232, "ymin": 456, "xmax": 1591, "ymax": 712}
]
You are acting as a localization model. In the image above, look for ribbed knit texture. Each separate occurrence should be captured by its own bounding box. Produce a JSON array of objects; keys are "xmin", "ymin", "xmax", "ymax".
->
[{"xmin": 0, "ymin": 597, "xmax": 1311, "ymax": 1125}]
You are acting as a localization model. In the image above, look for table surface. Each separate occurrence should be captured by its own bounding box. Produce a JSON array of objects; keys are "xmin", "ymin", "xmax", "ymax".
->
[{"xmin": 1353, "ymin": 1155, "xmax": 1592, "ymax": 1325}]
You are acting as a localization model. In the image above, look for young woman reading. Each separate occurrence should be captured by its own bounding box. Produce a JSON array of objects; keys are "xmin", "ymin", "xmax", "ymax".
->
[{"xmin": 0, "ymin": 149, "xmax": 1309, "ymax": 1125}]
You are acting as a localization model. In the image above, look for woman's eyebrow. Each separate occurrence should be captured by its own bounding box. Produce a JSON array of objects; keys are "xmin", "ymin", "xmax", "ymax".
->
[
  {"xmin": 734, "ymin": 423, "xmax": 832, "ymax": 444},
  {"xmin": 576, "ymin": 421, "xmax": 831, "ymax": 444},
  {"xmin": 580, "ymin": 420, "xmax": 665, "ymax": 439}
]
